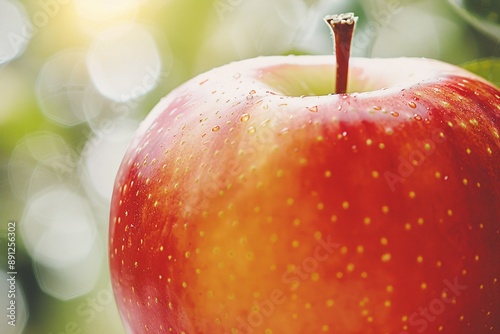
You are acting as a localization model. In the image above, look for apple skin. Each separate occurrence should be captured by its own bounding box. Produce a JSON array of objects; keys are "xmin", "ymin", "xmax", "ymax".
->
[{"xmin": 109, "ymin": 56, "xmax": 500, "ymax": 333}]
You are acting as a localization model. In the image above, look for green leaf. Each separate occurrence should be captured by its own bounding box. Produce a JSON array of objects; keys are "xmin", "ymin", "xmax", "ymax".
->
[
  {"xmin": 463, "ymin": 0, "xmax": 500, "ymax": 25},
  {"xmin": 448, "ymin": 0, "xmax": 500, "ymax": 40},
  {"xmin": 461, "ymin": 58, "xmax": 500, "ymax": 88}
]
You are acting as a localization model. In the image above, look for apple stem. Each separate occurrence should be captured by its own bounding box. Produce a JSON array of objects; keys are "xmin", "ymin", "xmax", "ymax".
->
[{"xmin": 324, "ymin": 13, "xmax": 357, "ymax": 95}]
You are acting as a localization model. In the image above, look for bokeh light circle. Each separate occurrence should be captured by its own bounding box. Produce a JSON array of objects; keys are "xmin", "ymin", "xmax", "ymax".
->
[
  {"xmin": 82, "ymin": 118, "xmax": 139, "ymax": 202},
  {"xmin": 20, "ymin": 185, "xmax": 97, "ymax": 268},
  {"xmin": 0, "ymin": 0, "xmax": 31, "ymax": 64},
  {"xmin": 87, "ymin": 23, "xmax": 162, "ymax": 102},
  {"xmin": 33, "ymin": 239, "xmax": 103, "ymax": 301},
  {"xmin": 36, "ymin": 50, "xmax": 104, "ymax": 126}
]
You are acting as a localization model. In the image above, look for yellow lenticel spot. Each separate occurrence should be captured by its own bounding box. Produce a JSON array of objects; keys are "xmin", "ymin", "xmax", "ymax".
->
[{"xmin": 381, "ymin": 253, "xmax": 392, "ymax": 262}]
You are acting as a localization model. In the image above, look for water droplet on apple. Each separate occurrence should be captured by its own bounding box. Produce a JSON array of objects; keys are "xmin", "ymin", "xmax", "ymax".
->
[
  {"xmin": 413, "ymin": 115, "xmax": 423, "ymax": 121},
  {"xmin": 408, "ymin": 101, "xmax": 417, "ymax": 108},
  {"xmin": 391, "ymin": 112, "xmax": 399, "ymax": 117},
  {"xmin": 307, "ymin": 106, "xmax": 319, "ymax": 113},
  {"xmin": 212, "ymin": 125, "xmax": 220, "ymax": 132},
  {"xmin": 240, "ymin": 113, "xmax": 250, "ymax": 122},
  {"xmin": 246, "ymin": 95, "xmax": 254, "ymax": 100},
  {"xmin": 373, "ymin": 106, "xmax": 382, "ymax": 111},
  {"xmin": 233, "ymin": 73, "xmax": 241, "ymax": 79},
  {"xmin": 247, "ymin": 126, "xmax": 256, "ymax": 134},
  {"xmin": 260, "ymin": 119, "xmax": 270, "ymax": 126},
  {"xmin": 249, "ymin": 89, "xmax": 256, "ymax": 95},
  {"xmin": 279, "ymin": 128, "xmax": 289, "ymax": 135}
]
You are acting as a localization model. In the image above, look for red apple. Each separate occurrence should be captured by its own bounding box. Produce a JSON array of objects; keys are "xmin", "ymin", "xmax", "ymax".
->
[{"xmin": 109, "ymin": 14, "xmax": 499, "ymax": 334}]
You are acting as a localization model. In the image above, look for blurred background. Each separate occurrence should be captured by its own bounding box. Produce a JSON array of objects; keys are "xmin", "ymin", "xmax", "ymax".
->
[{"xmin": 0, "ymin": 0, "xmax": 498, "ymax": 333}]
